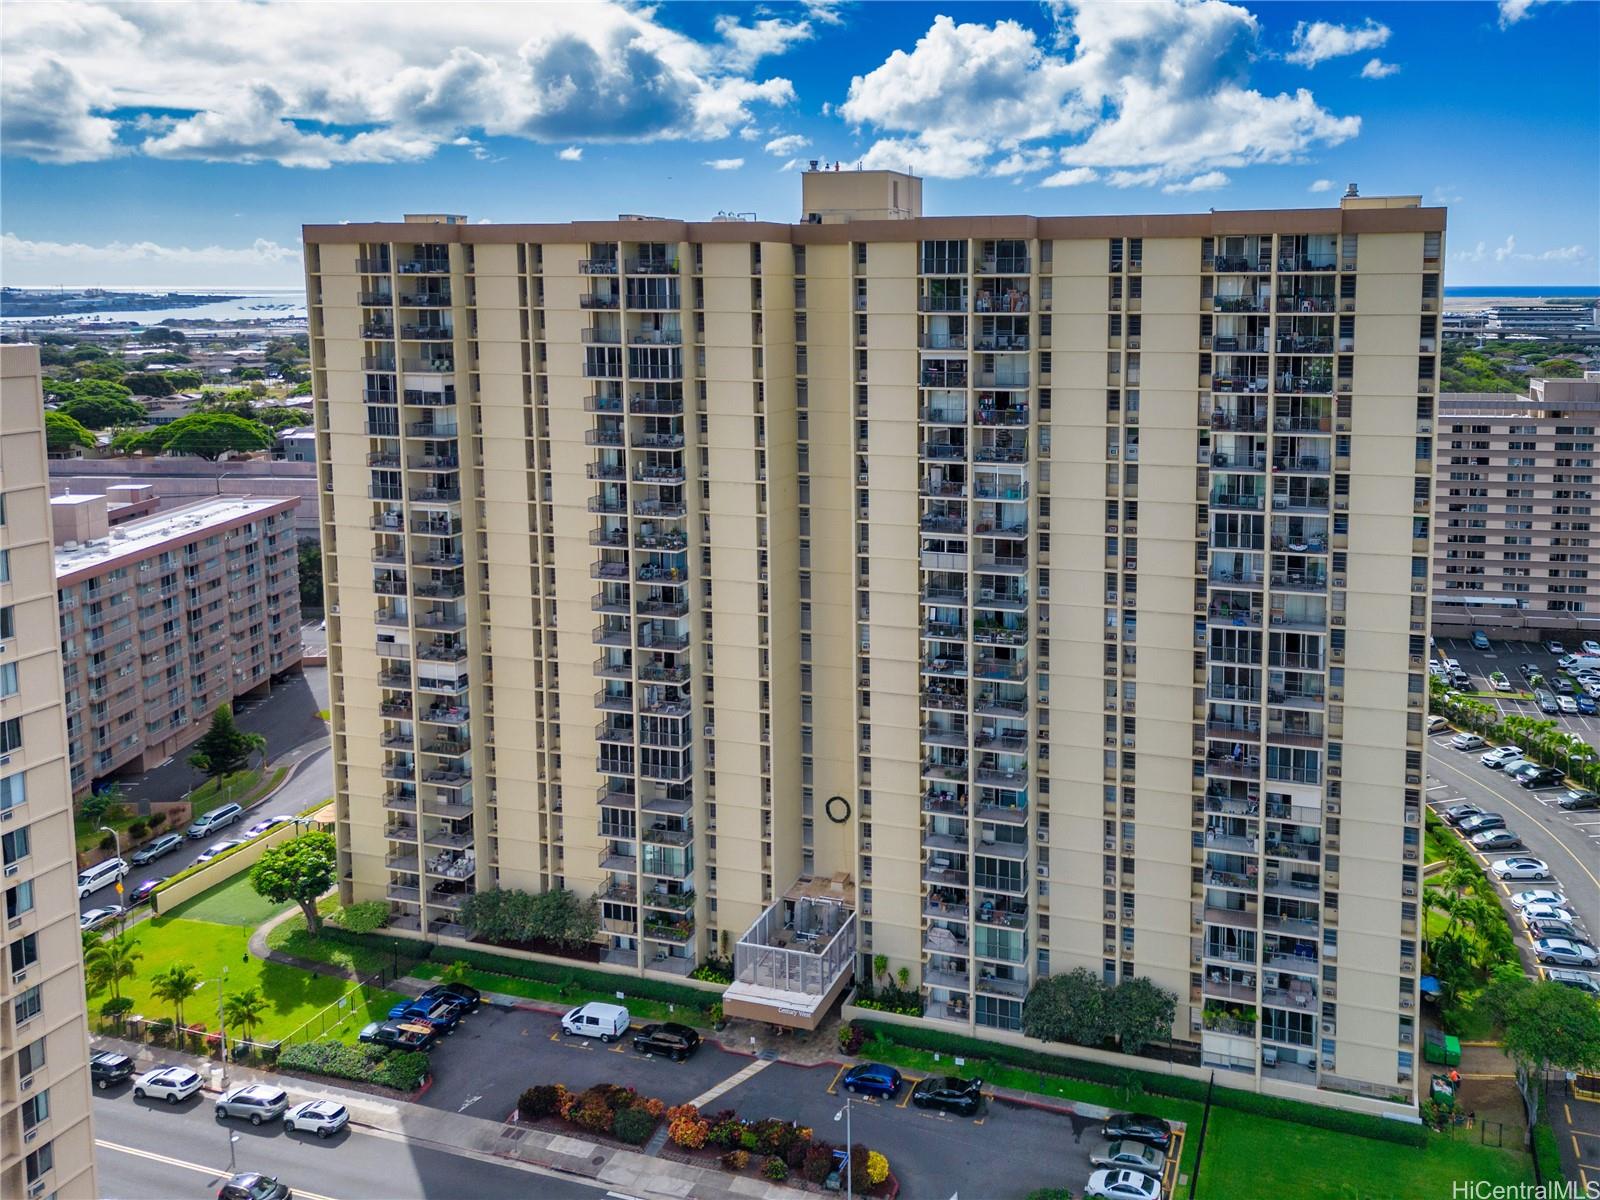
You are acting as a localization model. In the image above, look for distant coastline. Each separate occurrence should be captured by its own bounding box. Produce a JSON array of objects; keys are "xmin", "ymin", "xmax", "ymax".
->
[
  {"xmin": 1, "ymin": 287, "xmax": 244, "ymax": 318},
  {"xmin": 1444, "ymin": 286, "xmax": 1600, "ymax": 299}
]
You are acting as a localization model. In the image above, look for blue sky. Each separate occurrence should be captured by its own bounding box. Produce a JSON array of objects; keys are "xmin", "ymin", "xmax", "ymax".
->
[{"xmin": 2, "ymin": 0, "xmax": 1595, "ymax": 288}]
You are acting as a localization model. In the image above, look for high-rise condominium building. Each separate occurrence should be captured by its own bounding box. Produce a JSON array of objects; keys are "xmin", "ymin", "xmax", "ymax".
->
[
  {"xmin": 52, "ymin": 493, "xmax": 301, "ymax": 794},
  {"xmin": 0, "ymin": 345, "xmax": 97, "ymax": 1200},
  {"xmin": 305, "ymin": 172, "xmax": 1443, "ymax": 1107},
  {"xmin": 1434, "ymin": 374, "xmax": 1600, "ymax": 628}
]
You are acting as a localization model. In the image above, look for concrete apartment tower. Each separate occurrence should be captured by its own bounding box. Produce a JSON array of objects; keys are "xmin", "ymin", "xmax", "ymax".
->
[
  {"xmin": 305, "ymin": 173, "xmax": 1443, "ymax": 1108},
  {"xmin": 0, "ymin": 345, "xmax": 97, "ymax": 1200}
]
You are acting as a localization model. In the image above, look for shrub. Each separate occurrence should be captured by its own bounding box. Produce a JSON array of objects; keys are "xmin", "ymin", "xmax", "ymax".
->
[
  {"xmin": 739, "ymin": 1129, "xmax": 759, "ymax": 1152},
  {"xmin": 518, "ymin": 1084, "xmax": 567, "ymax": 1120},
  {"xmin": 755, "ymin": 1118, "xmax": 792, "ymax": 1155},
  {"xmin": 719, "ymin": 1150, "xmax": 750, "ymax": 1172},
  {"xmin": 278, "ymin": 1040, "xmax": 429, "ymax": 1091},
  {"xmin": 612, "ymin": 1106, "xmax": 658, "ymax": 1145},
  {"xmin": 570, "ymin": 1088, "xmax": 615, "ymax": 1133},
  {"xmin": 1025, "ymin": 1191, "xmax": 1075, "ymax": 1200},
  {"xmin": 640, "ymin": 1096, "xmax": 666, "ymax": 1119},
  {"xmin": 710, "ymin": 1117, "xmax": 745, "ymax": 1149},
  {"xmin": 764, "ymin": 1156, "xmax": 789, "ymax": 1181},
  {"xmin": 101, "ymin": 995, "xmax": 135, "ymax": 1020},
  {"xmin": 803, "ymin": 1143, "xmax": 837, "ymax": 1184},
  {"xmin": 866, "ymin": 1150, "xmax": 890, "ymax": 1186},
  {"xmin": 148, "ymin": 811, "xmax": 169, "ymax": 829},
  {"xmin": 128, "ymin": 821, "xmax": 149, "ymax": 840},
  {"xmin": 785, "ymin": 1136, "xmax": 811, "ymax": 1170},
  {"xmin": 850, "ymin": 1144, "xmax": 870, "ymax": 1186},
  {"xmin": 443, "ymin": 945, "xmax": 716, "ymax": 1014},
  {"xmin": 147, "ymin": 1018, "xmax": 175, "ymax": 1043},
  {"xmin": 667, "ymin": 1104, "xmax": 709, "ymax": 1149},
  {"xmin": 839, "ymin": 1023, "xmax": 867, "ymax": 1054},
  {"xmin": 336, "ymin": 901, "xmax": 391, "ymax": 934},
  {"xmin": 691, "ymin": 959, "xmax": 734, "ymax": 984},
  {"xmin": 99, "ymin": 833, "xmax": 117, "ymax": 852}
]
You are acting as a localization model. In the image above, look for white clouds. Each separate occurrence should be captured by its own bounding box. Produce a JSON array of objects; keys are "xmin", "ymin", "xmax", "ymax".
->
[
  {"xmin": 841, "ymin": 4, "xmax": 1359, "ymax": 185},
  {"xmin": 704, "ymin": 157, "xmax": 745, "ymax": 170},
  {"xmin": 1498, "ymin": 0, "xmax": 1557, "ymax": 26},
  {"xmin": 0, "ymin": 2, "xmax": 808, "ymax": 168},
  {"xmin": 0, "ymin": 231, "xmax": 303, "ymax": 286},
  {"xmin": 1286, "ymin": 18, "xmax": 1391, "ymax": 66},
  {"xmin": 558, "ymin": 146, "xmax": 583, "ymax": 161},
  {"xmin": 1360, "ymin": 58, "xmax": 1400, "ymax": 79},
  {"xmin": 1163, "ymin": 171, "xmax": 1231, "ymax": 193},
  {"xmin": 1308, "ymin": 179, "xmax": 1336, "ymax": 193},
  {"xmin": 1455, "ymin": 235, "xmax": 1591, "ymax": 266},
  {"xmin": 763, "ymin": 133, "xmax": 810, "ymax": 156},
  {"xmin": 1494, "ymin": 235, "xmax": 1518, "ymax": 262},
  {"xmin": 1532, "ymin": 244, "xmax": 1588, "ymax": 262},
  {"xmin": 1039, "ymin": 166, "xmax": 1100, "ymax": 188},
  {"xmin": 1432, "ymin": 184, "xmax": 1463, "ymax": 204},
  {"xmin": 994, "ymin": 148, "xmax": 1058, "ymax": 176}
]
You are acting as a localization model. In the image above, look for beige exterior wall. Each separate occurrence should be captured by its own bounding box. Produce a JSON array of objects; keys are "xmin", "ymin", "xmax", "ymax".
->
[
  {"xmin": 306, "ymin": 176, "xmax": 1443, "ymax": 1106},
  {"xmin": 0, "ymin": 344, "xmax": 98, "ymax": 1200}
]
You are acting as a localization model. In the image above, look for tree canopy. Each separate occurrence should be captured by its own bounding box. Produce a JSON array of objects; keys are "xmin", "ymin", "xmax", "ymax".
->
[
  {"xmin": 460, "ymin": 887, "xmax": 600, "ymax": 950},
  {"xmin": 1482, "ymin": 973, "xmax": 1600, "ymax": 1139},
  {"xmin": 148, "ymin": 412, "xmax": 273, "ymax": 460},
  {"xmin": 1022, "ymin": 969, "xmax": 1177, "ymax": 1053},
  {"xmin": 122, "ymin": 371, "xmax": 176, "ymax": 397},
  {"xmin": 250, "ymin": 832, "xmax": 339, "ymax": 936},
  {"xmin": 186, "ymin": 705, "xmax": 265, "ymax": 785},
  {"xmin": 44, "ymin": 410, "xmax": 95, "ymax": 452}
]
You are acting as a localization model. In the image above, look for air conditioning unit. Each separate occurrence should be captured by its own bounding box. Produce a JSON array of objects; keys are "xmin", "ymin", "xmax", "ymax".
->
[
  {"xmin": 3, "ymin": 863, "xmax": 17, "ymax": 878},
  {"xmin": 1039, "ymin": 586, "xmax": 1050, "ymax": 599}
]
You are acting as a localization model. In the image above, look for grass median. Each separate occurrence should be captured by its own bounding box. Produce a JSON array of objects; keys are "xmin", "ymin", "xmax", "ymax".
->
[{"xmin": 410, "ymin": 960, "xmax": 711, "ymax": 1025}]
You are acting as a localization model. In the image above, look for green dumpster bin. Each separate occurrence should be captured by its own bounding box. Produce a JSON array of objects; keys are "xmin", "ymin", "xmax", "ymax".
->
[{"xmin": 1424, "ymin": 1030, "xmax": 1462, "ymax": 1066}]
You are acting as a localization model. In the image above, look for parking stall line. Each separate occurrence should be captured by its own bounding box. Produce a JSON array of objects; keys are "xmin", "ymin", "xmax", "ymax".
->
[
  {"xmin": 896, "ymin": 1078, "xmax": 924, "ymax": 1108},
  {"xmin": 825, "ymin": 1065, "xmax": 848, "ymax": 1096},
  {"xmin": 686, "ymin": 1057, "xmax": 773, "ymax": 1110}
]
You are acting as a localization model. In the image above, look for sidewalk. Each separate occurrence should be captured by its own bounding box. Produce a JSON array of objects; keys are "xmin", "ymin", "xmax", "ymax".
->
[{"xmin": 91, "ymin": 1033, "xmax": 812, "ymax": 1200}]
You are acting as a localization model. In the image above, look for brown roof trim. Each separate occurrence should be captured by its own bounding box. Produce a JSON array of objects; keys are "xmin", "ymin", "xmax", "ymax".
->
[{"xmin": 303, "ymin": 205, "xmax": 1444, "ymax": 247}]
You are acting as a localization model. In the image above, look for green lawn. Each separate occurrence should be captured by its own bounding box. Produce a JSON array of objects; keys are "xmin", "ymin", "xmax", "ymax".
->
[
  {"xmin": 1196, "ymin": 1107, "xmax": 1531, "ymax": 1199},
  {"xmin": 162, "ymin": 871, "xmax": 288, "ymax": 927},
  {"xmin": 189, "ymin": 766, "xmax": 288, "ymax": 818},
  {"xmin": 90, "ymin": 915, "xmax": 403, "ymax": 1043},
  {"xmin": 266, "ymin": 908, "xmax": 424, "ymax": 978},
  {"xmin": 410, "ymin": 961, "xmax": 712, "ymax": 1025},
  {"xmin": 74, "ymin": 805, "xmax": 160, "ymax": 854}
]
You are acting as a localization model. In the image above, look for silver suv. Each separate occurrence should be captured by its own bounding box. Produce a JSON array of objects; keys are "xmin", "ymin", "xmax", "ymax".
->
[{"xmin": 214, "ymin": 1083, "xmax": 288, "ymax": 1125}]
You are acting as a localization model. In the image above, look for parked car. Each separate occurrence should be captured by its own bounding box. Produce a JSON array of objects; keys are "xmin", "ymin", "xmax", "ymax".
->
[
  {"xmin": 1472, "ymin": 630, "xmax": 1491, "ymax": 650},
  {"xmin": 1490, "ymin": 857, "xmax": 1551, "ymax": 881},
  {"xmin": 80, "ymin": 905, "xmax": 124, "ymax": 931},
  {"xmin": 358, "ymin": 1020, "xmax": 435, "ymax": 1051},
  {"xmin": 90, "ymin": 1050, "xmax": 135, "ymax": 1090},
  {"xmin": 1558, "ymin": 695, "xmax": 1579, "ymax": 714},
  {"xmin": 1451, "ymin": 732, "xmax": 1485, "ymax": 751},
  {"xmin": 1100, "ymin": 1113, "xmax": 1174, "ymax": 1151},
  {"xmin": 1443, "ymin": 802, "xmax": 1485, "ymax": 825},
  {"xmin": 1511, "ymin": 889, "xmax": 1567, "ymax": 910},
  {"xmin": 133, "ymin": 1065, "xmax": 204, "ymax": 1103},
  {"xmin": 215, "ymin": 1083, "xmax": 289, "ymax": 1126},
  {"xmin": 561, "ymin": 1001, "xmax": 630, "ymax": 1042},
  {"xmin": 1489, "ymin": 671, "xmax": 1512, "ymax": 692},
  {"xmin": 1547, "ymin": 640, "xmax": 1566, "ymax": 655},
  {"xmin": 1559, "ymin": 654, "xmax": 1581, "ymax": 671},
  {"xmin": 187, "ymin": 802, "xmax": 244, "ymax": 839},
  {"xmin": 1089, "ymin": 1140, "xmax": 1166, "ymax": 1177},
  {"xmin": 1518, "ymin": 767, "xmax": 1566, "ymax": 789},
  {"xmin": 216, "ymin": 1172, "xmax": 291, "ymax": 1200},
  {"xmin": 1544, "ymin": 968, "xmax": 1600, "ymax": 997},
  {"xmin": 840, "ymin": 1062, "xmax": 903, "ymax": 1098},
  {"xmin": 1583, "ymin": 640, "xmax": 1600, "ymax": 657},
  {"xmin": 131, "ymin": 832, "xmax": 185, "ymax": 865},
  {"xmin": 1470, "ymin": 830, "xmax": 1522, "ymax": 851},
  {"xmin": 1559, "ymin": 789, "xmax": 1600, "ymax": 811},
  {"xmin": 910, "ymin": 1075, "xmax": 984, "ymax": 1116},
  {"xmin": 1458, "ymin": 813, "xmax": 1507, "ymax": 834},
  {"xmin": 1084, "ymin": 1169, "xmax": 1163, "ymax": 1200},
  {"xmin": 76, "ymin": 857, "xmax": 129, "ymax": 899},
  {"xmin": 386, "ymin": 996, "xmax": 463, "ymax": 1034},
  {"xmin": 128, "ymin": 876, "xmax": 167, "ymax": 906},
  {"xmin": 242, "ymin": 814, "xmax": 294, "ymax": 839},
  {"xmin": 284, "ymin": 1099, "xmax": 350, "ymax": 1138},
  {"xmin": 1426, "ymin": 715, "xmax": 1450, "ymax": 734},
  {"xmin": 1534, "ymin": 938, "xmax": 1600, "ymax": 968},
  {"xmin": 631, "ymin": 1022, "xmax": 702, "ymax": 1061},
  {"xmin": 1522, "ymin": 903, "xmax": 1578, "ymax": 927},
  {"xmin": 1481, "ymin": 746, "xmax": 1524, "ymax": 769},
  {"xmin": 418, "ymin": 982, "xmax": 482, "ymax": 1012},
  {"xmin": 1527, "ymin": 917, "xmax": 1583, "ymax": 941},
  {"xmin": 1536, "ymin": 689, "xmax": 1559, "ymax": 714},
  {"xmin": 1521, "ymin": 662, "xmax": 1541, "ymax": 679},
  {"xmin": 193, "ymin": 838, "xmax": 244, "ymax": 866},
  {"xmin": 1578, "ymin": 695, "xmax": 1597, "ymax": 715}
]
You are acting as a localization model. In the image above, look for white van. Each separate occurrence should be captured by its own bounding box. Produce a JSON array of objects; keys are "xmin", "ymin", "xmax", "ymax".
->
[
  {"xmin": 560, "ymin": 1001, "xmax": 630, "ymax": 1043},
  {"xmin": 1564, "ymin": 655, "xmax": 1600, "ymax": 674},
  {"xmin": 187, "ymin": 803, "xmax": 243, "ymax": 839},
  {"xmin": 77, "ymin": 857, "xmax": 129, "ymax": 900}
]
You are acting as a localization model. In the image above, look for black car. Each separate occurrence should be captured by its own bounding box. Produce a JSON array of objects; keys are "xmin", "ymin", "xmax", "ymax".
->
[
  {"xmin": 90, "ymin": 1050, "xmax": 135, "ymax": 1090},
  {"xmin": 1560, "ymin": 790, "xmax": 1600, "ymax": 811},
  {"xmin": 910, "ymin": 1075, "xmax": 984, "ymax": 1116},
  {"xmin": 357, "ymin": 1020, "xmax": 435, "ymax": 1051},
  {"xmin": 217, "ymin": 1172, "xmax": 290, "ymax": 1200},
  {"xmin": 1458, "ymin": 813, "xmax": 1507, "ymax": 834},
  {"xmin": 128, "ymin": 877, "xmax": 167, "ymax": 906},
  {"xmin": 1101, "ymin": 1112, "xmax": 1173, "ymax": 1152},
  {"xmin": 419, "ymin": 982, "xmax": 482, "ymax": 1012},
  {"xmin": 631, "ymin": 1022, "xmax": 702, "ymax": 1060},
  {"xmin": 1520, "ymin": 767, "xmax": 1566, "ymax": 789},
  {"xmin": 1442, "ymin": 803, "xmax": 1483, "ymax": 826}
]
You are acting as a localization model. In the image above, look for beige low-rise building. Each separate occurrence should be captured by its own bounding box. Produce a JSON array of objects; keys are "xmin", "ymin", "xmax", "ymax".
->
[
  {"xmin": 0, "ymin": 344, "xmax": 97, "ymax": 1200},
  {"xmin": 305, "ymin": 171, "xmax": 1442, "ymax": 1108}
]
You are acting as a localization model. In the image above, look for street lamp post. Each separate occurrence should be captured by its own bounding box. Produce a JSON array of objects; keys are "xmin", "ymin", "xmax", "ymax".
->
[
  {"xmin": 202, "ymin": 966, "xmax": 231, "ymax": 1085},
  {"xmin": 100, "ymin": 824, "xmax": 128, "ymax": 923},
  {"xmin": 833, "ymin": 1097, "xmax": 853, "ymax": 1200}
]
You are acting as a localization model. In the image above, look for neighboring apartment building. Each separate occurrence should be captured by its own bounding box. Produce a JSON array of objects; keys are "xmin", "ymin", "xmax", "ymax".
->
[
  {"xmin": 1435, "ymin": 374, "xmax": 1600, "ymax": 629},
  {"xmin": 0, "ymin": 344, "xmax": 97, "ymax": 1200},
  {"xmin": 305, "ymin": 173, "xmax": 1442, "ymax": 1108},
  {"xmin": 54, "ymin": 493, "xmax": 302, "ymax": 794}
]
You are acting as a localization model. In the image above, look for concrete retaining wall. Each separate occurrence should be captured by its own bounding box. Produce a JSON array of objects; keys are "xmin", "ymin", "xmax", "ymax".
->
[{"xmin": 151, "ymin": 817, "xmax": 326, "ymax": 912}]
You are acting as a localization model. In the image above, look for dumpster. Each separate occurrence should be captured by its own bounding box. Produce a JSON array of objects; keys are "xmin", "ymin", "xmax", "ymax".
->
[
  {"xmin": 1430, "ymin": 1073, "xmax": 1459, "ymax": 1108},
  {"xmin": 1424, "ymin": 1030, "xmax": 1462, "ymax": 1066}
]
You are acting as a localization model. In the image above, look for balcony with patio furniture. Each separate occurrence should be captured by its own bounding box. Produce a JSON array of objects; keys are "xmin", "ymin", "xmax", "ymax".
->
[{"xmin": 723, "ymin": 874, "xmax": 857, "ymax": 1030}]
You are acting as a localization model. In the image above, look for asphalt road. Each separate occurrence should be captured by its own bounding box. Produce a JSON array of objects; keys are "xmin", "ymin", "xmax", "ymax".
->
[
  {"xmin": 93, "ymin": 1086, "xmax": 610, "ymax": 1200},
  {"xmin": 420, "ymin": 1005, "xmax": 1119, "ymax": 1199}
]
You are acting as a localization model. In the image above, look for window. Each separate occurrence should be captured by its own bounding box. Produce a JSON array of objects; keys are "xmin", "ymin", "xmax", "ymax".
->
[
  {"xmin": 0, "ymin": 662, "xmax": 16, "ymax": 698},
  {"xmin": 0, "ymin": 548, "xmax": 9, "ymax": 583},
  {"xmin": 16, "ymin": 1036, "xmax": 45, "ymax": 1078},
  {"xmin": 10, "ymin": 931, "xmax": 39, "ymax": 974},
  {"xmin": 25, "ymin": 1141, "xmax": 53, "ymax": 1185},
  {"xmin": 0, "ymin": 604, "xmax": 12, "ymax": 640},
  {"xmin": 1, "ymin": 826, "xmax": 29, "ymax": 865},
  {"xmin": 0, "ymin": 717, "xmax": 20, "ymax": 753},
  {"xmin": 20, "ymin": 1088, "xmax": 48, "ymax": 1130},
  {"xmin": 5, "ymin": 879, "xmax": 34, "ymax": 919},
  {"xmin": 13, "ymin": 983, "xmax": 42, "ymax": 1024}
]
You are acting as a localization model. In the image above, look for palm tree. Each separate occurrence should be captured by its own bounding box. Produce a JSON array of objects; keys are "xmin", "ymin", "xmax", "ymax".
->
[
  {"xmin": 245, "ymin": 731, "xmax": 268, "ymax": 773},
  {"xmin": 223, "ymin": 987, "xmax": 269, "ymax": 1045},
  {"xmin": 84, "ymin": 934, "xmax": 143, "ymax": 1003},
  {"xmin": 151, "ymin": 963, "xmax": 202, "ymax": 1028}
]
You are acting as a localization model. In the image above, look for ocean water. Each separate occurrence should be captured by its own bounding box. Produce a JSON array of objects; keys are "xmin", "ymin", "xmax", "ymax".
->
[
  {"xmin": 1445, "ymin": 286, "xmax": 1600, "ymax": 299},
  {"xmin": 0, "ymin": 288, "xmax": 307, "ymax": 325}
]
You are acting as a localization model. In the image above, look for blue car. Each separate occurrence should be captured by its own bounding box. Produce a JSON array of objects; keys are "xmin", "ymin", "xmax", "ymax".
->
[
  {"xmin": 841, "ymin": 1062, "xmax": 903, "ymax": 1098},
  {"xmin": 1471, "ymin": 630, "xmax": 1491, "ymax": 651},
  {"xmin": 387, "ymin": 996, "xmax": 462, "ymax": 1033},
  {"xmin": 1578, "ymin": 695, "xmax": 1597, "ymax": 715}
]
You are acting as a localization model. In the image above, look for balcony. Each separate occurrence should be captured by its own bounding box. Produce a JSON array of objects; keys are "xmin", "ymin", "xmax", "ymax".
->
[
  {"xmin": 974, "ymin": 972, "xmax": 1028, "ymax": 999},
  {"xmin": 724, "ymin": 883, "xmax": 857, "ymax": 1031}
]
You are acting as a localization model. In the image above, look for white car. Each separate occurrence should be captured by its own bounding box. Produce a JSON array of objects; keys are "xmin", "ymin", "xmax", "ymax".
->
[
  {"xmin": 1480, "ymin": 745, "xmax": 1524, "ymax": 768},
  {"xmin": 1549, "ymin": 640, "xmax": 1568, "ymax": 655},
  {"xmin": 1085, "ymin": 1170, "xmax": 1162, "ymax": 1200},
  {"xmin": 133, "ymin": 1065, "xmax": 204, "ymax": 1104},
  {"xmin": 1491, "ymin": 857, "xmax": 1551, "ymax": 881},
  {"xmin": 79, "ymin": 905, "xmax": 124, "ymax": 931},
  {"xmin": 1451, "ymin": 732, "xmax": 1486, "ymax": 751},
  {"xmin": 243, "ymin": 814, "xmax": 294, "ymax": 839},
  {"xmin": 193, "ymin": 838, "xmax": 244, "ymax": 866},
  {"xmin": 1558, "ymin": 696, "xmax": 1579, "ymax": 714},
  {"xmin": 1534, "ymin": 938, "xmax": 1600, "ymax": 968},
  {"xmin": 1559, "ymin": 654, "xmax": 1581, "ymax": 670},
  {"xmin": 1522, "ymin": 903, "xmax": 1578, "ymax": 927},
  {"xmin": 1582, "ymin": 640, "xmax": 1600, "ymax": 657},
  {"xmin": 1511, "ymin": 889, "xmax": 1567, "ymax": 910},
  {"xmin": 1426, "ymin": 715, "xmax": 1450, "ymax": 734},
  {"xmin": 284, "ymin": 1098, "xmax": 350, "ymax": 1138}
]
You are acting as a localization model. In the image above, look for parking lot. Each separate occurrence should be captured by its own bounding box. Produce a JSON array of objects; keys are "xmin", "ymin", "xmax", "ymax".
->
[
  {"xmin": 419, "ymin": 1004, "xmax": 1154, "ymax": 1198},
  {"xmin": 1433, "ymin": 632, "xmax": 1600, "ymax": 733}
]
